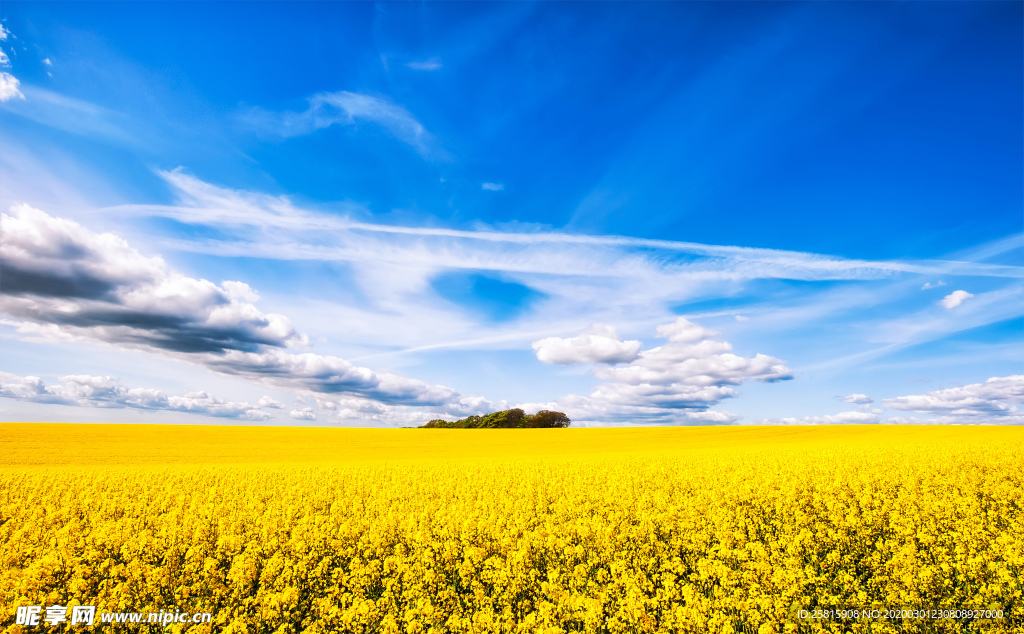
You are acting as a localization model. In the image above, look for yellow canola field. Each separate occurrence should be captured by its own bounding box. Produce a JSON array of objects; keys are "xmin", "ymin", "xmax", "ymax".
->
[{"xmin": 1, "ymin": 424, "xmax": 1021, "ymax": 633}]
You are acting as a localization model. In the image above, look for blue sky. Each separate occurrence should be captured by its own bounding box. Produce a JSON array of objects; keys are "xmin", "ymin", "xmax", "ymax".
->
[{"xmin": 1, "ymin": 1, "xmax": 1021, "ymax": 426}]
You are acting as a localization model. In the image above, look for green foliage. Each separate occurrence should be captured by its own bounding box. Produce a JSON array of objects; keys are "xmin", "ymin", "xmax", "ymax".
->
[{"xmin": 421, "ymin": 408, "xmax": 570, "ymax": 429}]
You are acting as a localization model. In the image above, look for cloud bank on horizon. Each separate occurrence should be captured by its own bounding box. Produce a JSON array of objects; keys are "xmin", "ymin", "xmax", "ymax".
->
[{"xmin": 0, "ymin": 2, "xmax": 1021, "ymax": 426}]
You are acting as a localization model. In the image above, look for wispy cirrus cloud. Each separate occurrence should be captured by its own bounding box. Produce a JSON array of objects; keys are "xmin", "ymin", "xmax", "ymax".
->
[
  {"xmin": 1, "ymin": 86, "xmax": 140, "ymax": 143},
  {"xmin": 406, "ymin": 58, "xmax": 442, "ymax": 71},
  {"xmin": 120, "ymin": 170, "xmax": 1022, "ymax": 282},
  {"xmin": 242, "ymin": 91, "xmax": 437, "ymax": 156}
]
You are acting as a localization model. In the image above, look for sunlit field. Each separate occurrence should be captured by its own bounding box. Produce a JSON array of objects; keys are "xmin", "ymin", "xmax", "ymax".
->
[{"xmin": 2, "ymin": 424, "xmax": 1021, "ymax": 633}]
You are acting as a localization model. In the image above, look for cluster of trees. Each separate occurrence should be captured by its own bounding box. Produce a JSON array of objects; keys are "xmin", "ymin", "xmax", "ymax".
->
[{"xmin": 420, "ymin": 408, "xmax": 570, "ymax": 429}]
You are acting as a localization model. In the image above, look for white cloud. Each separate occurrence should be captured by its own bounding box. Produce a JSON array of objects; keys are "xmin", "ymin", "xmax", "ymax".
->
[
  {"xmin": 42, "ymin": 58, "xmax": 52, "ymax": 66},
  {"xmin": 805, "ymin": 284, "xmax": 1024, "ymax": 375},
  {"xmin": 556, "ymin": 395, "xmax": 740, "ymax": 426},
  {"xmin": 881, "ymin": 413, "xmax": 1024, "ymax": 425},
  {"xmin": 532, "ymin": 324, "xmax": 641, "ymax": 364},
  {"xmin": 406, "ymin": 58, "xmax": 442, "ymax": 71},
  {"xmin": 0, "ymin": 71, "xmax": 23, "ymax": 101},
  {"xmin": 842, "ymin": 393, "xmax": 872, "ymax": 404},
  {"xmin": 940, "ymin": 289, "xmax": 973, "ymax": 309},
  {"xmin": 536, "ymin": 317, "xmax": 791, "ymax": 424},
  {"xmin": 0, "ymin": 48, "xmax": 9, "ymax": 66},
  {"xmin": 86, "ymin": 172, "xmax": 1023, "ymax": 421},
  {"xmin": 921, "ymin": 280, "xmax": 946, "ymax": 290},
  {"xmin": 0, "ymin": 25, "xmax": 10, "ymax": 41},
  {"xmin": 0, "ymin": 204, "xmax": 493, "ymax": 416},
  {"xmin": 883, "ymin": 375, "xmax": 1024, "ymax": 421},
  {"xmin": 244, "ymin": 91, "xmax": 435, "ymax": 156},
  {"xmin": 289, "ymin": 407, "xmax": 317, "ymax": 421},
  {"xmin": 222, "ymin": 280, "xmax": 260, "ymax": 303},
  {"xmin": 481, "ymin": 182, "xmax": 504, "ymax": 191},
  {"xmin": 0, "ymin": 86, "xmax": 141, "ymax": 145},
  {"xmin": 752, "ymin": 411, "xmax": 881, "ymax": 425},
  {"xmin": 131, "ymin": 170, "xmax": 1015, "ymax": 362},
  {"xmin": 0, "ymin": 372, "xmax": 271, "ymax": 421},
  {"xmin": 124, "ymin": 171, "xmax": 1022, "ymax": 286},
  {"xmin": 1, "ymin": 203, "xmax": 306, "ymax": 354},
  {"xmin": 303, "ymin": 395, "xmax": 458, "ymax": 426},
  {"xmin": 654, "ymin": 318, "xmax": 718, "ymax": 343},
  {"xmin": 734, "ymin": 315, "xmax": 749, "ymax": 322},
  {"xmin": 199, "ymin": 348, "xmax": 487, "ymax": 410},
  {"xmin": 257, "ymin": 396, "xmax": 284, "ymax": 409}
]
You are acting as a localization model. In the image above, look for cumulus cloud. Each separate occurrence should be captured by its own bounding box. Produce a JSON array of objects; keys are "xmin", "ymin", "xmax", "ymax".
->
[
  {"xmin": 655, "ymin": 318, "xmax": 718, "ymax": 343},
  {"xmin": 289, "ymin": 407, "xmax": 317, "ymax": 421},
  {"xmin": 257, "ymin": 396, "xmax": 284, "ymax": 409},
  {"xmin": 297, "ymin": 394, "xmax": 450, "ymax": 426},
  {"xmin": 536, "ymin": 317, "xmax": 791, "ymax": 424},
  {"xmin": 752, "ymin": 411, "xmax": 881, "ymax": 425},
  {"xmin": 594, "ymin": 319, "xmax": 791, "ymax": 388},
  {"xmin": 881, "ymin": 416, "xmax": 962, "ymax": 425},
  {"xmin": 330, "ymin": 397, "xmax": 386, "ymax": 415},
  {"xmin": 562, "ymin": 395, "xmax": 740, "ymax": 425},
  {"xmin": 199, "ymin": 348, "xmax": 488, "ymax": 410},
  {"xmin": 286, "ymin": 397, "xmax": 438, "ymax": 426},
  {"xmin": 42, "ymin": 58, "xmax": 52, "ymax": 66},
  {"xmin": 244, "ymin": 91, "xmax": 435, "ymax": 156},
  {"xmin": 0, "ymin": 48, "xmax": 9, "ymax": 66},
  {"xmin": 940, "ymin": 290, "xmax": 973, "ymax": 309},
  {"xmin": 842, "ymin": 393, "xmax": 872, "ymax": 404},
  {"xmin": 921, "ymin": 280, "xmax": 946, "ymax": 290},
  {"xmin": 1, "ymin": 204, "xmax": 306, "ymax": 354},
  {"xmin": 0, "ymin": 71, "xmax": 23, "ymax": 101},
  {"xmin": 222, "ymin": 280, "xmax": 260, "ymax": 303},
  {"xmin": 532, "ymin": 324, "xmax": 641, "ymax": 365},
  {"xmin": 0, "ymin": 204, "xmax": 492, "ymax": 417},
  {"xmin": 481, "ymin": 182, "xmax": 504, "ymax": 191},
  {"xmin": 0, "ymin": 372, "xmax": 271, "ymax": 420},
  {"xmin": 883, "ymin": 375, "xmax": 1024, "ymax": 422}
]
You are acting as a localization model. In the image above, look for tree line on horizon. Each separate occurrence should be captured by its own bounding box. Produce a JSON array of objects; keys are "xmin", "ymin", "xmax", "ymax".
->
[{"xmin": 420, "ymin": 408, "xmax": 570, "ymax": 429}]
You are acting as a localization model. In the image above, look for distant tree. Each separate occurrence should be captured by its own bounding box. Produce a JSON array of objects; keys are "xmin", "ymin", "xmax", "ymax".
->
[
  {"xmin": 478, "ymin": 408, "xmax": 526, "ymax": 428},
  {"xmin": 419, "ymin": 408, "xmax": 569, "ymax": 429},
  {"xmin": 526, "ymin": 410, "xmax": 571, "ymax": 428}
]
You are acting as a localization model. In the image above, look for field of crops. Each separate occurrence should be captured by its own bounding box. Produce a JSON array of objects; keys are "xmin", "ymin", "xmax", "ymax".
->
[{"xmin": 1, "ymin": 423, "xmax": 1021, "ymax": 633}]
